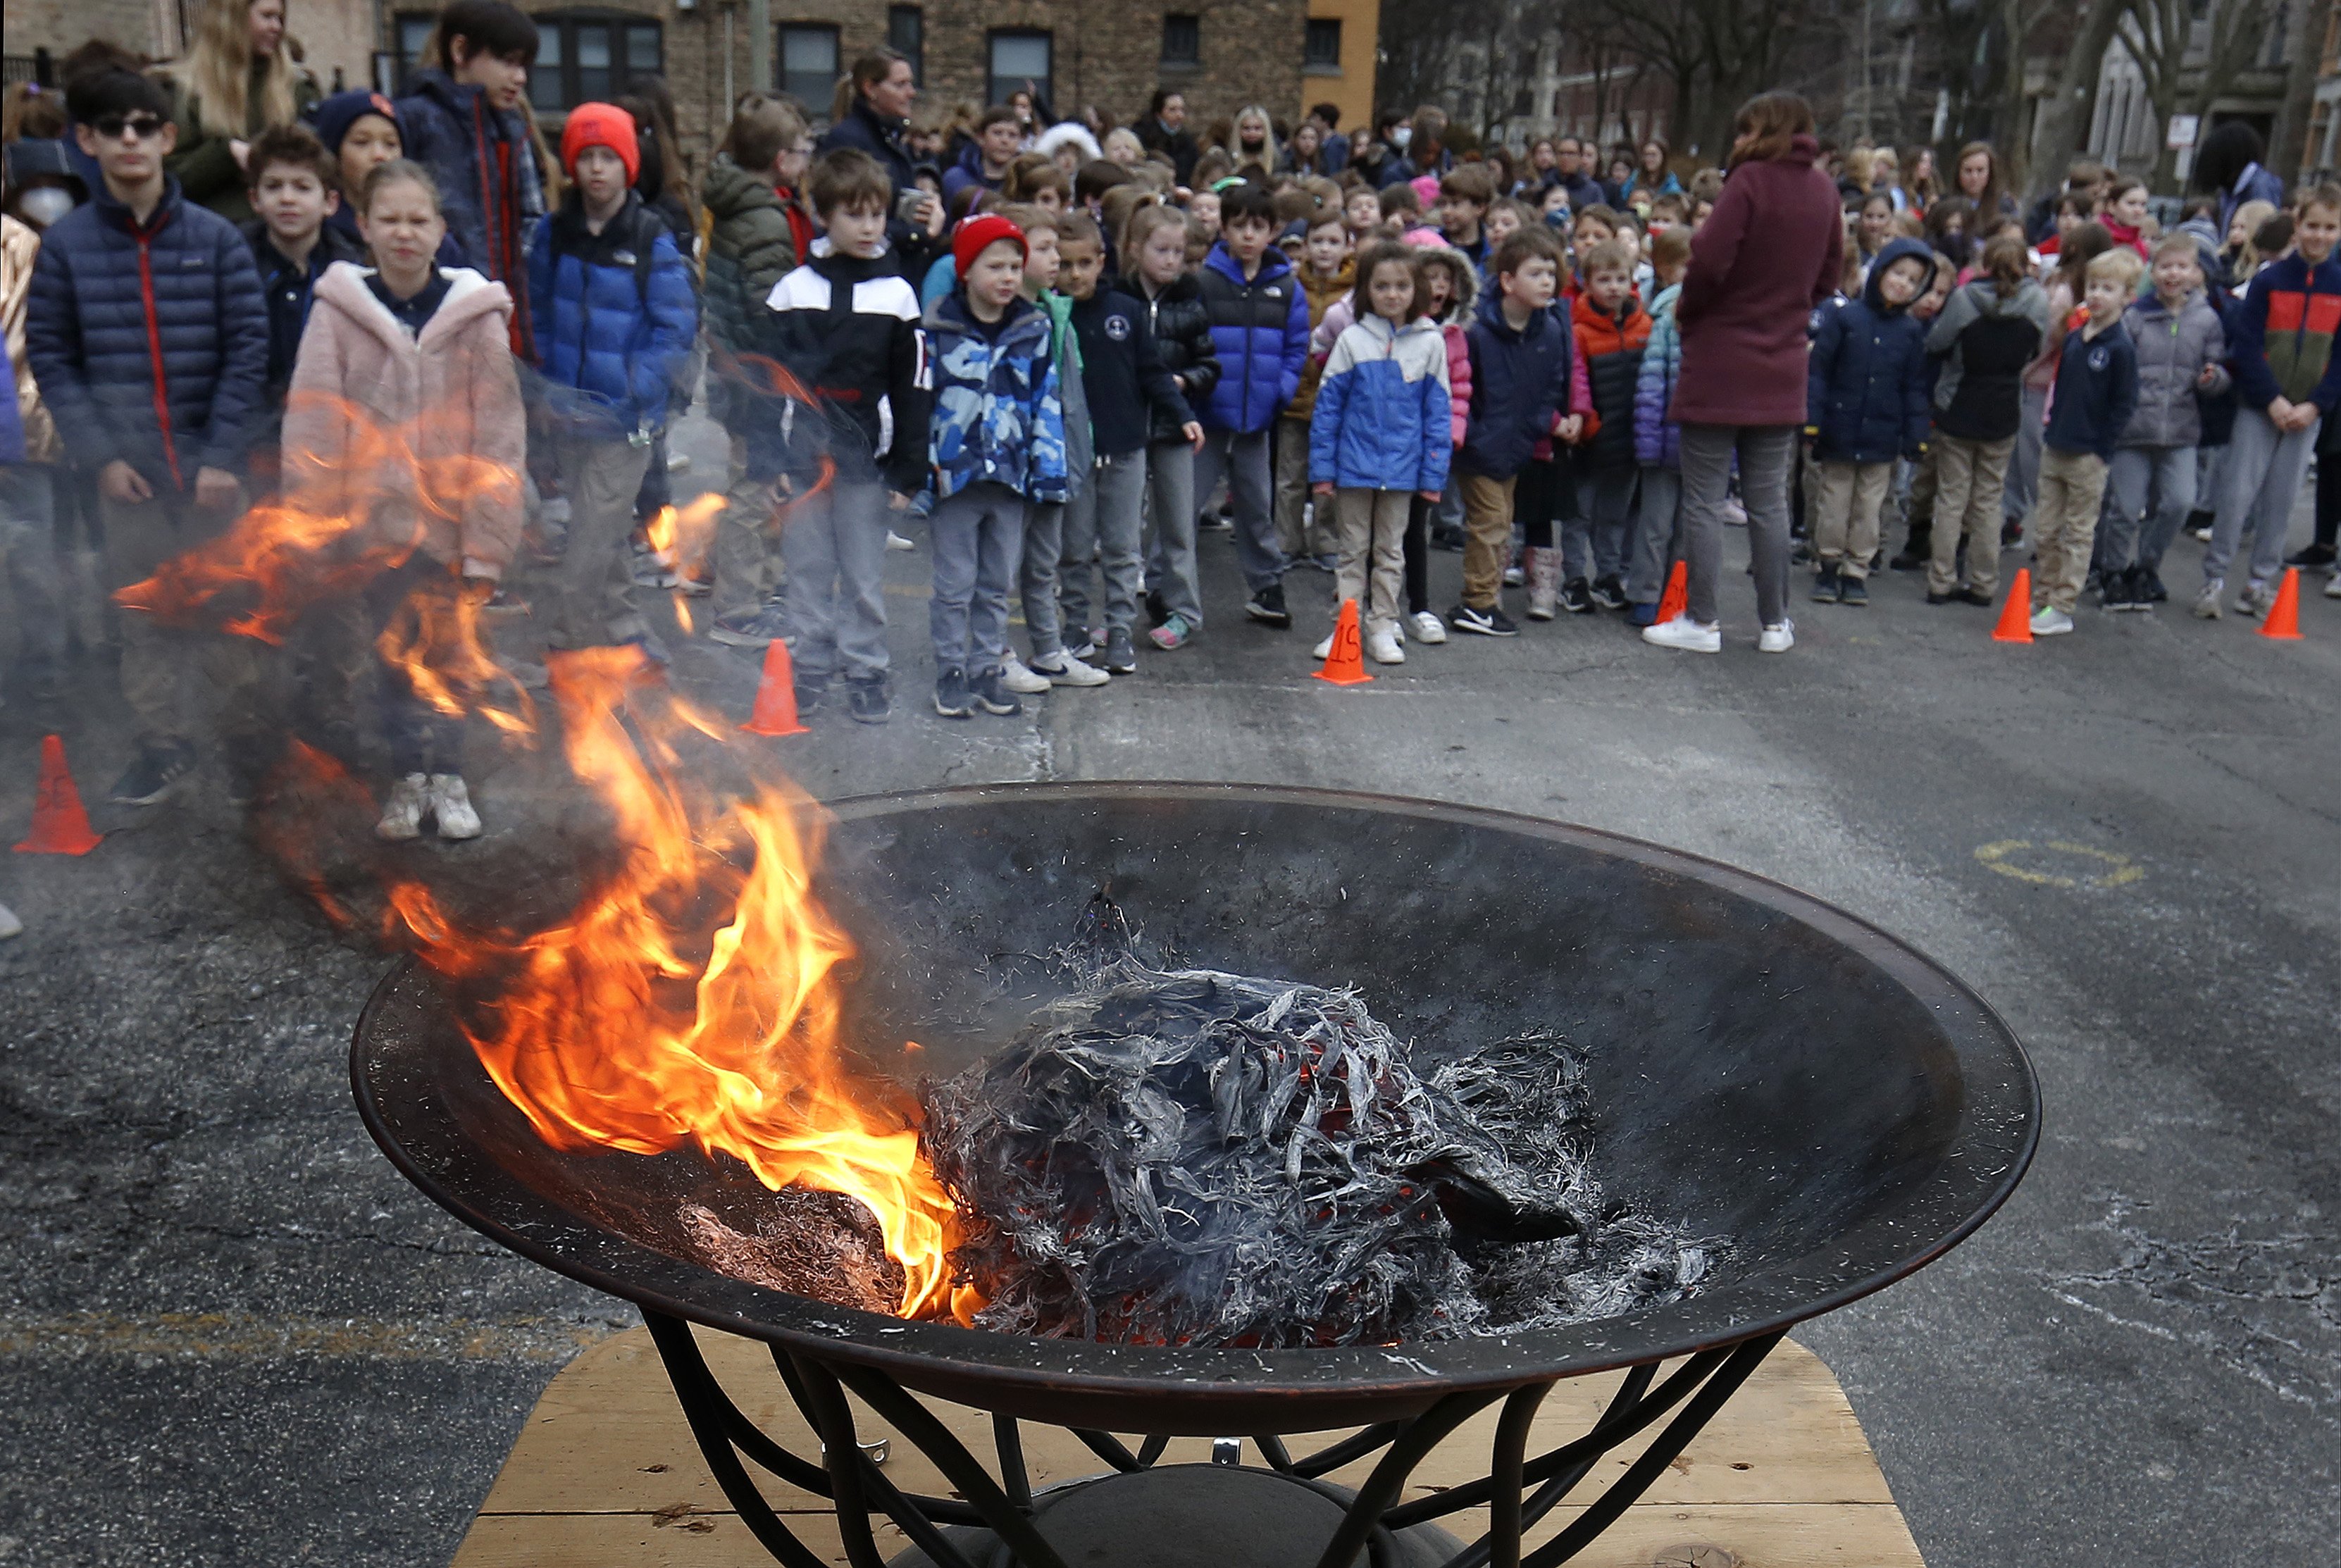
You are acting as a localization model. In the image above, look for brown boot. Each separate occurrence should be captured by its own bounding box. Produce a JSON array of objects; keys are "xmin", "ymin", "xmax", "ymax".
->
[{"xmin": 1526, "ymin": 547, "xmax": 1562, "ymax": 620}]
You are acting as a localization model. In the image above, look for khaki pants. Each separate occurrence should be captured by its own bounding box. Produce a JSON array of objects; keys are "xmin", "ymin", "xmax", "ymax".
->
[
  {"xmin": 103, "ymin": 485, "xmax": 272, "ymax": 748},
  {"xmin": 1274, "ymin": 418, "xmax": 1334, "ymax": 561},
  {"xmin": 1927, "ymin": 435, "xmax": 2013, "ymax": 598},
  {"xmin": 540, "ymin": 434, "xmax": 654, "ymax": 651},
  {"xmin": 1812, "ymin": 460, "xmax": 1892, "ymax": 579},
  {"xmin": 1458, "ymin": 471, "xmax": 1517, "ymax": 609},
  {"xmin": 1333, "ymin": 487, "xmax": 1411, "ymax": 635},
  {"xmin": 711, "ymin": 466, "xmax": 781, "ymax": 621},
  {"xmin": 2030, "ymin": 446, "xmax": 2109, "ymax": 613}
]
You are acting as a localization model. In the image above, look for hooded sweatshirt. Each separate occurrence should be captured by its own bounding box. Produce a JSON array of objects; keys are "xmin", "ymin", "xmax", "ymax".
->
[
  {"xmin": 1925, "ymin": 274, "xmax": 2050, "ymax": 442},
  {"xmin": 1806, "ymin": 235, "xmax": 1933, "ymax": 464}
]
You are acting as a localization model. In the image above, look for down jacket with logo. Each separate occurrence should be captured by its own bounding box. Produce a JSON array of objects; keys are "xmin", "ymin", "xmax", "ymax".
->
[
  {"xmin": 2118, "ymin": 290, "xmax": 2228, "ymax": 448},
  {"xmin": 1805, "ymin": 235, "xmax": 1932, "ymax": 464},
  {"xmin": 757, "ymin": 249, "xmax": 929, "ymax": 494},
  {"xmin": 526, "ymin": 192, "xmax": 699, "ymax": 438},
  {"xmin": 25, "ymin": 175, "xmax": 268, "ymax": 490},
  {"xmin": 2228, "ymin": 251, "xmax": 2341, "ymax": 413},
  {"xmin": 1119, "ymin": 270, "xmax": 1219, "ymax": 442},
  {"xmin": 923, "ymin": 289, "xmax": 1067, "ymax": 505},
  {"xmin": 1308, "ymin": 313, "xmax": 1452, "ymax": 494},
  {"xmin": 1634, "ymin": 282, "xmax": 1684, "ymax": 468},
  {"xmin": 1195, "ymin": 241, "xmax": 1310, "ymax": 433}
]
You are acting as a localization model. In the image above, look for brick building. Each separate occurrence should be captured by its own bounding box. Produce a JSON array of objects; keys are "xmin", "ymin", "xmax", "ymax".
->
[{"xmin": 5, "ymin": 0, "xmax": 375, "ymax": 99}]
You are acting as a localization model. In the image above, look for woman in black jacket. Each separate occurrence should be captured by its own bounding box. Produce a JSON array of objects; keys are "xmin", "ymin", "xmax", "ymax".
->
[{"xmin": 1121, "ymin": 204, "xmax": 1220, "ymax": 647}]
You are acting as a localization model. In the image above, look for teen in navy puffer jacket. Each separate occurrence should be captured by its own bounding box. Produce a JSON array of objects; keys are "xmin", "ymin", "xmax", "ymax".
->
[{"xmin": 397, "ymin": 61, "xmax": 545, "ymax": 351}]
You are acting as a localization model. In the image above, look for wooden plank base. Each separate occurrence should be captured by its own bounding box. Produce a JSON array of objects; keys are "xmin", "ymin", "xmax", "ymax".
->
[{"xmin": 452, "ymin": 1328, "xmax": 1924, "ymax": 1568}]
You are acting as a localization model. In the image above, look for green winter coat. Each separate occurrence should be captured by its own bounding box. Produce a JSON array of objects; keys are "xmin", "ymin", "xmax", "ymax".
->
[
  {"xmin": 163, "ymin": 61, "xmax": 321, "ymax": 226},
  {"xmin": 699, "ymin": 155, "xmax": 802, "ymax": 431}
]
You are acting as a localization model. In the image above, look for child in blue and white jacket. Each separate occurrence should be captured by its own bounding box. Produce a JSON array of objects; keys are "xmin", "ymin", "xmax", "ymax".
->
[
  {"xmin": 1626, "ymin": 226, "xmax": 1688, "ymax": 624},
  {"xmin": 922, "ymin": 215, "xmax": 1069, "ymax": 720},
  {"xmin": 1308, "ymin": 241, "xmax": 1451, "ymax": 665}
]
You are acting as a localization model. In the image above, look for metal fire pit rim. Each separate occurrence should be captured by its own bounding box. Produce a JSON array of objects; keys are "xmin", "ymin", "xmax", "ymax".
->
[{"xmin": 350, "ymin": 780, "xmax": 2039, "ymax": 1416}]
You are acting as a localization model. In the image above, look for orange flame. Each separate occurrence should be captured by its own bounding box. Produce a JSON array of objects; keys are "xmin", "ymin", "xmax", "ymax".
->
[
  {"xmin": 383, "ymin": 647, "xmax": 966, "ymax": 1319},
  {"xmin": 374, "ymin": 580, "xmax": 537, "ymax": 741}
]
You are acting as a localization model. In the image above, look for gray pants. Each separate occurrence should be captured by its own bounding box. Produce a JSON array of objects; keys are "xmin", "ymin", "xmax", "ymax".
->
[
  {"xmin": 1, "ymin": 463, "xmax": 66, "ymax": 673},
  {"xmin": 929, "ymin": 480, "xmax": 1026, "ymax": 677},
  {"xmin": 781, "ymin": 477, "xmax": 890, "ymax": 680},
  {"xmin": 1019, "ymin": 502, "xmax": 1069, "ymax": 662},
  {"xmin": 1196, "ymin": 427, "xmax": 1284, "ymax": 592},
  {"xmin": 101, "ymin": 485, "xmax": 273, "ymax": 748},
  {"xmin": 1142, "ymin": 439, "xmax": 1203, "ymax": 627},
  {"xmin": 2103, "ymin": 445, "xmax": 2196, "ymax": 573},
  {"xmin": 2205, "ymin": 407, "xmax": 2318, "ymax": 587},
  {"xmin": 1626, "ymin": 465, "xmax": 1682, "ymax": 606},
  {"xmin": 1679, "ymin": 423, "xmax": 1794, "ymax": 628},
  {"xmin": 1562, "ymin": 463, "xmax": 1637, "ymax": 583},
  {"xmin": 541, "ymin": 434, "xmax": 653, "ymax": 651},
  {"xmin": 1062, "ymin": 449, "xmax": 1148, "ymax": 640},
  {"xmin": 2006, "ymin": 385, "xmax": 2047, "ymax": 523}
]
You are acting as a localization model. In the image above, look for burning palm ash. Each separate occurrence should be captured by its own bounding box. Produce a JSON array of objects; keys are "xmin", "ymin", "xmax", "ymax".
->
[{"xmin": 917, "ymin": 957, "xmax": 1719, "ymax": 1348}]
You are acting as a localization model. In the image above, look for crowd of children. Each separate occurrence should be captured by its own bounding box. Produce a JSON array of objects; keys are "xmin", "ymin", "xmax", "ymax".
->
[{"xmin": 2, "ymin": 2, "xmax": 2337, "ymax": 942}]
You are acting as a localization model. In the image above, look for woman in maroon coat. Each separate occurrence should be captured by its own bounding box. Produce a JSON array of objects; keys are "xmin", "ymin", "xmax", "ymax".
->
[{"xmin": 1645, "ymin": 92, "xmax": 1844, "ymax": 654}]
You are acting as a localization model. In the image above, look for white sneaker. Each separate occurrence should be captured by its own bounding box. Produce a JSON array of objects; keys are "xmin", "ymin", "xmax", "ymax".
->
[
  {"xmin": 2192, "ymin": 579, "xmax": 2223, "ymax": 618},
  {"xmin": 2029, "ymin": 606, "xmax": 2073, "ymax": 637},
  {"xmin": 376, "ymin": 773, "xmax": 428, "ymax": 841},
  {"xmin": 886, "ymin": 530, "xmax": 916, "ymax": 551},
  {"xmin": 998, "ymin": 654, "xmax": 1053, "ymax": 695},
  {"xmin": 1312, "ymin": 631, "xmax": 1336, "ymax": 660},
  {"xmin": 428, "ymin": 774, "xmax": 482, "ymax": 840},
  {"xmin": 1642, "ymin": 617, "xmax": 1722, "ymax": 654},
  {"xmin": 2236, "ymin": 580, "xmax": 2273, "ymax": 618},
  {"xmin": 2325, "ymin": 572, "xmax": 2341, "ymax": 599},
  {"xmin": 0, "ymin": 900, "xmax": 20, "ymax": 940},
  {"xmin": 1366, "ymin": 628, "xmax": 1405, "ymax": 664},
  {"xmin": 1410, "ymin": 610, "xmax": 1448, "ymax": 645},
  {"xmin": 1757, "ymin": 620, "xmax": 1796, "ymax": 654},
  {"xmin": 1033, "ymin": 650, "xmax": 1110, "ymax": 687}
]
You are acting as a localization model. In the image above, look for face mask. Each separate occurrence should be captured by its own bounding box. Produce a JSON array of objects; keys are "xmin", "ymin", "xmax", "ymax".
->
[
  {"xmin": 15, "ymin": 187, "xmax": 75, "ymax": 228},
  {"xmin": 1391, "ymin": 127, "xmax": 1412, "ymax": 151}
]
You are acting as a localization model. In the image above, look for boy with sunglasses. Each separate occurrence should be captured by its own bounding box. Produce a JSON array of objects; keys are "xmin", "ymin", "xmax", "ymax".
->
[{"xmin": 26, "ymin": 68, "xmax": 269, "ymax": 807}]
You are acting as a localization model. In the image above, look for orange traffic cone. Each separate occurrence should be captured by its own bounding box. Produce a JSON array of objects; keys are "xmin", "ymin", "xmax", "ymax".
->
[
  {"xmin": 1653, "ymin": 559, "xmax": 1688, "ymax": 624},
  {"xmin": 2258, "ymin": 567, "xmax": 2303, "ymax": 640},
  {"xmin": 1992, "ymin": 568, "xmax": 2034, "ymax": 644},
  {"xmin": 1312, "ymin": 598, "xmax": 1374, "ymax": 685},
  {"xmin": 739, "ymin": 638, "xmax": 811, "ymax": 735},
  {"xmin": 13, "ymin": 734, "xmax": 103, "ymax": 855}
]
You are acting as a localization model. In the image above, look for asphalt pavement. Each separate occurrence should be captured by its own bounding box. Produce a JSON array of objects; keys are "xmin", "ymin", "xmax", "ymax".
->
[{"xmin": 2, "ymin": 410, "xmax": 2336, "ymax": 1567}]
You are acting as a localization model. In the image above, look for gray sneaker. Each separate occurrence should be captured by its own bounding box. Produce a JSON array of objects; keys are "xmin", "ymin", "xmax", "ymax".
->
[
  {"xmin": 2192, "ymin": 578, "xmax": 2223, "ymax": 619},
  {"xmin": 1100, "ymin": 627, "xmax": 1138, "ymax": 674},
  {"xmin": 2236, "ymin": 579, "xmax": 2273, "ymax": 618},
  {"xmin": 709, "ymin": 606, "xmax": 790, "ymax": 648}
]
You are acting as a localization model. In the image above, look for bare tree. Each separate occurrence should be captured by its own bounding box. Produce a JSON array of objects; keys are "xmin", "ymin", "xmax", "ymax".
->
[
  {"xmin": 2028, "ymin": 0, "xmax": 2128, "ymax": 199},
  {"xmin": 2117, "ymin": 0, "xmax": 2278, "ymax": 189}
]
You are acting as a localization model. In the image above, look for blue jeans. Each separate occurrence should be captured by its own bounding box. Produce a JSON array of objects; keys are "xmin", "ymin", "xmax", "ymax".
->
[
  {"xmin": 781, "ymin": 476, "xmax": 890, "ymax": 679},
  {"xmin": 1196, "ymin": 428, "xmax": 1284, "ymax": 592},
  {"xmin": 929, "ymin": 481, "xmax": 1026, "ymax": 676}
]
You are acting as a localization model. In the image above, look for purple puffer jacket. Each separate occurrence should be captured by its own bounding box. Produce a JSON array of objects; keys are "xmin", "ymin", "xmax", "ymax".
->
[{"xmin": 1634, "ymin": 282, "xmax": 1683, "ymax": 468}]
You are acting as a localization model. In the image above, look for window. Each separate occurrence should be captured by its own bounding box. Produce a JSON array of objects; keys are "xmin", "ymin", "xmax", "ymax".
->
[
  {"xmin": 1162, "ymin": 13, "xmax": 1200, "ymax": 67},
  {"xmin": 988, "ymin": 30, "xmax": 1051, "ymax": 113},
  {"xmin": 1304, "ymin": 18, "xmax": 1342, "ymax": 73},
  {"xmin": 778, "ymin": 23, "xmax": 840, "ymax": 113},
  {"xmin": 388, "ymin": 11, "xmax": 436, "ymax": 91},
  {"xmin": 888, "ymin": 6, "xmax": 924, "ymax": 85},
  {"xmin": 527, "ymin": 13, "xmax": 662, "ymax": 115}
]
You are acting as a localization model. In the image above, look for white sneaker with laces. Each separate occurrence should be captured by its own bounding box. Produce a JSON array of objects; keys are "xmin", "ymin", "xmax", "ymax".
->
[
  {"xmin": 1034, "ymin": 651, "xmax": 1110, "ymax": 687},
  {"xmin": 2193, "ymin": 578, "xmax": 2223, "ymax": 618},
  {"xmin": 429, "ymin": 774, "xmax": 482, "ymax": 839},
  {"xmin": 1757, "ymin": 619, "xmax": 1796, "ymax": 654},
  {"xmin": 998, "ymin": 654, "xmax": 1053, "ymax": 695},
  {"xmin": 1312, "ymin": 631, "xmax": 1336, "ymax": 660},
  {"xmin": 376, "ymin": 773, "xmax": 428, "ymax": 841},
  {"xmin": 1410, "ymin": 610, "xmax": 1448, "ymax": 645},
  {"xmin": 1642, "ymin": 617, "xmax": 1722, "ymax": 653},
  {"xmin": 1366, "ymin": 628, "xmax": 1405, "ymax": 664},
  {"xmin": 2029, "ymin": 606, "xmax": 2074, "ymax": 637},
  {"xmin": 886, "ymin": 530, "xmax": 916, "ymax": 551}
]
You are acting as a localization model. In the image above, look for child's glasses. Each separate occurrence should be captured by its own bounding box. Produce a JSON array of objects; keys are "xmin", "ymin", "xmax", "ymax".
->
[{"xmin": 92, "ymin": 114, "xmax": 168, "ymax": 142}]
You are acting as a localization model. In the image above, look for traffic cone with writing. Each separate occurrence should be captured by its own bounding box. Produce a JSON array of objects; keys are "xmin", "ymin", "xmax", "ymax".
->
[
  {"xmin": 1312, "ymin": 598, "xmax": 1374, "ymax": 686},
  {"xmin": 1992, "ymin": 568, "xmax": 2034, "ymax": 644},
  {"xmin": 2258, "ymin": 568, "xmax": 2303, "ymax": 640},
  {"xmin": 739, "ymin": 638, "xmax": 811, "ymax": 735},
  {"xmin": 1654, "ymin": 559, "xmax": 1688, "ymax": 624},
  {"xmin": 13, "ymin": 735, "xmax": 103, "ymax": 855}
]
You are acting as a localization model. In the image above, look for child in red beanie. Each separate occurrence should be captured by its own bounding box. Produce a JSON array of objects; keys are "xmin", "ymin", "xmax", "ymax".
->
[{"xmin": 525, "ymin": 100, "xmax": 699, "ymax": 659}]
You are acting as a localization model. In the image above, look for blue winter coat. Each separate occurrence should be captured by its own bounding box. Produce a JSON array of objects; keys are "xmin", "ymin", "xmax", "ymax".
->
[
  {"xmin": 1806, "ymin": 236, "xmax": 1932, "ymax": 463},
  {"xmin": 1634, "ymin": 282, "xmax": 1682, "ymax": 468},
  {"xmin": 1195, "ymin": 242, "xmax": 1310, "ymax": 433},
  {"xmin": 526, "ymin": 194, "xmax": 700, "ymax": 438},
  {"xmin": 1457, "ymin": 294, "xmax": 1573, "ymax": 480},
  {"xmin": 1308, "ymin": 315, "xmax": 1452, "ymax": 493},
  {"xmin": 395, "ymin": 70, "xmax": 545, "ymax": 350},
  {"xmin": 25, "ymin": 177, "xmax": 268, "ymax": 490},
  {"xmin": 2042, "ymin": 320, "xmax": 2140, "ymax": 461},
  {"xmin": 922, "ymin": 290, "xmax": 1068, "ymax": 505}
]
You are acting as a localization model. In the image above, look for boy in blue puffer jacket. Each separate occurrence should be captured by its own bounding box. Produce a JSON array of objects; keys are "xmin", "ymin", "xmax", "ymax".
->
[
  {"xmin": 26, "ymin": 68, "xmax": 271, "ymax": 808},
  {"xmin": 923, "ymin": 215, "xmax": 1069, "ymax": 721},
  {"xmin": 1196, "ymin": 182, "xmax": 1312, "ymax": 628},
  {"xmin": 1308, "ymin": 240, "xmax": 1451, "ymax": 666},
  {"xmin": 1804, "ymin": 236, "xmax": 1933, "ymax": 606},
  {"xmin": 526, "ymin": 104, "xmax": 697, "ymax": 657}
]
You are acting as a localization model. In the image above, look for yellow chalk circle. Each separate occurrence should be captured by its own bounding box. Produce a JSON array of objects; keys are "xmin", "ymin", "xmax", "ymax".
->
[{"xmin": 1973, "ymin": 839, "xmax": 2144, "ymax": 890}]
